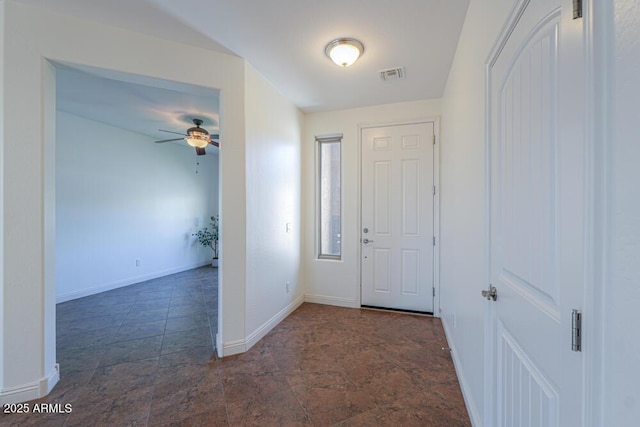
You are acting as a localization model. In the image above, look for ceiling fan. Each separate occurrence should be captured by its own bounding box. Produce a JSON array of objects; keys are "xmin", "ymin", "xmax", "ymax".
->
[{"xmin": 155, "ymin": 118, "xmax": 219, "ymax": 156}]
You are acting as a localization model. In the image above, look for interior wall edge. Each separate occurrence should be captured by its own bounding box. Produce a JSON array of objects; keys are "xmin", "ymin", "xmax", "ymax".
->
[{"xmin": 441, "ymin": 316, "xmax": 482, "ymax": 426}]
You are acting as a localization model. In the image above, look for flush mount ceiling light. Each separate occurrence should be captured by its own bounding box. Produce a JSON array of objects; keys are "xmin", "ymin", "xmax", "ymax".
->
[{"xmin": 325, "ymin": 38, "xmax": 364, "ymax": 67}]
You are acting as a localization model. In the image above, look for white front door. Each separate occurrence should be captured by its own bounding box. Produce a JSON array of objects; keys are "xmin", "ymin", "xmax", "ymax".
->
[
  {"xmin": 361, "ymin": 122, "xmax": 434, "ymax": 312},
  {"xmin": 487, "ymin": 0, "xmax": 586, "ymax": 425}
]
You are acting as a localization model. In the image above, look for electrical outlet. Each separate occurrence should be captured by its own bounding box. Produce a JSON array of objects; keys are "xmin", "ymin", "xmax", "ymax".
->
[
  {"xmin": 285, "ymin": 223, "xmax": 292, "ymax": 233},
  {"xmin": 285, "ymin": 281, "xmax": 290, "ymax": 293},
  {"xmin": 135, "ymin": 259, "xmax": 141, "ymax": 267}
]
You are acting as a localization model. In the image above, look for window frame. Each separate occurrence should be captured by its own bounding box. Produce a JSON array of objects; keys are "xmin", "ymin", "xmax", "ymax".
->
[{"xmin": 316, "ymin": 134, "xmax": 343, "ymax": 260}]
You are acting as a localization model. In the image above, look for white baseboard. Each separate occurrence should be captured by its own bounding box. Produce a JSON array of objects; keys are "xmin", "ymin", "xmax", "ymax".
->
[
  {"xmin": 220, "ymin": 295, "xmax": 304, "ymax": 358},
  {"xmin": 221, "ymin": 339, "xmax": 246, "ymax": 357},
  {"xmin": 304, "ymin": 293, "xmax": 359, "ymax": 308},
  {"xmin": 441, "ymin": 317, "xmax": 482, "ymax": 427},
  {"xmin": 216, "ymin": 333, "xmax": 223, "ymax": 358},
  {"xmin": 0, "ymin": 363, "xmax": 59, "ymax": 405},
  {"xmin": 56, "ymin": 261, "xmax": 211, "ymax": 303},
  {"xmin": 245, "ymin": 295, "xmax": 304, "ymax": 350}
]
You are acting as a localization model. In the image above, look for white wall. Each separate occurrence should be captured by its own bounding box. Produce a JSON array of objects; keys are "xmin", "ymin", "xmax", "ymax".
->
[
  {"xmin": 0, "ymin": 0, "xmax": 247, "ymax": 404},
  {"xmin": 439, "ymin": 0, "xmax": 514, "ymax": 424},
  {"xmin": 302, "ymin": 100, "xmax": 441, "ymax": 307},
  {"xmin": 56, "ymin": 112, "xmax": 218, "ymax": 302},
  {"xmin": 244, "ymin": 64, "xmax": 304, "ymax": 350},
  {"xmin": 0, "ymin": 0, "xmax": 5, "ymax": 394},
  {"xmin": 604, "ymin": 0, "xmax": 640, "ymax": 424}
]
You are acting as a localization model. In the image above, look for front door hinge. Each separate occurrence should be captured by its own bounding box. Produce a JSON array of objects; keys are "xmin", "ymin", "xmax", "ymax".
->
[
  {"xmin": 433, "ymin": 236, "xmax": 436, "ymax": 246},
  {"xmin": 433, "ymin": 185, "xmax": 436, "ymax": 196},
  {"xmin": 573, "ymin": 0, "xmax": 583, "ymax": 19},
  {"xmin": 433, "ymin": 134, "xmax": 436, "ymax": 145},
  {"xmin": 571, "ymin": 309, "xmax": 582, "ymax": 352},
  {"xmin": 432, "ymin": 287, "xmax": 435, "ymax": 297}
]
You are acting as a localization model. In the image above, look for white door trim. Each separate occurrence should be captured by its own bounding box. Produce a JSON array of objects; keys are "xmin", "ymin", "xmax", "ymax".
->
[
  {"xmin": 581, "ymin": 0, "xmax": 607, "ymax": 425},
  {"xmin": 357, "ymin": 117, "xmax": 440, "ymax": 317}
]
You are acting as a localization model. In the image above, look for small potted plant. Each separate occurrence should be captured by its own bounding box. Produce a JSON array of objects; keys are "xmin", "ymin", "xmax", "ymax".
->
[{"xmin": 193, "ymin": 215, "xmax": 219, "ymax": 267}]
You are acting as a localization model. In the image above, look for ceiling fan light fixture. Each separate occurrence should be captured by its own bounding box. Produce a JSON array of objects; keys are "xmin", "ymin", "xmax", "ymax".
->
[
  {"xmin": 325, "ymin": 38, "xmax": 364, "ymax": 67},
  {"xmin": 185, "ymin": 135, "xmax": 209, "ymax": 149},
  {"xmin": 185, "ymin": 119, "xmax": 210, "ymax": 148}
]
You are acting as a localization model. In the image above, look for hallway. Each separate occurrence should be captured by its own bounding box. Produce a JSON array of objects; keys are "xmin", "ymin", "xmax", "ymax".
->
[{"xmin": 2, "ymin": 267, "xmax": 469, "ymax": 426}]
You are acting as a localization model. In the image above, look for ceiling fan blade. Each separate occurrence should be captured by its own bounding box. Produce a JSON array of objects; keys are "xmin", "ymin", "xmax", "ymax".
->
[
  {"xmin": 210, "ymin": 134, "xmax": 220, "ymax": 139},
  {"xmin": 159, "ymin": 129, "xmax": 187, "ymax": 136},
  {"xmin": 195, "ymin": 147, "xmax": 206, "ymax": 156},
  {"xmin": 209, "ymin": 140, "xmax": 220, "ymax": 148},
  {"xmin": 155, "ymin": 138, "xmax": 183, "ymax": 143}
]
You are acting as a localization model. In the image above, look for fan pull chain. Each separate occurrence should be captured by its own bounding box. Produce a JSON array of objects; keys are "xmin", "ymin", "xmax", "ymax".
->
[{"xmin": 195, "ymin": 157, "xmax": 200, "ymax": 174}]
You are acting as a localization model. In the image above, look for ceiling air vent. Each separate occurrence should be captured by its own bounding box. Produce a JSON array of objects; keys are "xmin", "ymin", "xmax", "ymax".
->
[{"xmin": 379, "ymin": 66, "xmax": 406, "ymax": 81}]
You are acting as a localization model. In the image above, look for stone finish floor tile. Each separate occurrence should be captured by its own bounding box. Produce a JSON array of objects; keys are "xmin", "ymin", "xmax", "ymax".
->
[{"xmin": 2, "ymin": 267, "xmax": 470, "ymax": 427}]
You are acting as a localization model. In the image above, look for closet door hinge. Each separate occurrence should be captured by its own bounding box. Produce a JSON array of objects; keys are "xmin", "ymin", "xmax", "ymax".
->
[
  {"xmin": 433, "ymin": 134, "xmax": 436, "ymax": 145},
  {"xmin": 571, "ymin": 309, "xmax": 582, "ymax": 352},
  {"xmin": 573, "ymin": 0, "xmax": 583, "ymax": 19}
]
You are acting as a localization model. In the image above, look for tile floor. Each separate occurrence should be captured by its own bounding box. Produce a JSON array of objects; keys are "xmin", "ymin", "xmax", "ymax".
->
[{"xmin": 1, "ymin": 267, "xmax": 470, "ymax": 426}]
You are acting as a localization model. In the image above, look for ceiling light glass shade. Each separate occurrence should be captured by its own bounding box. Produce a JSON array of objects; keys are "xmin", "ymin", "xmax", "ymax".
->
[
  {"xmin": 185, "ymin": 133, "xmax": 209, "ymax": 148},
  {"xmin": 325, "ymin": 38, "xmax": 364, "ymax": 67}
]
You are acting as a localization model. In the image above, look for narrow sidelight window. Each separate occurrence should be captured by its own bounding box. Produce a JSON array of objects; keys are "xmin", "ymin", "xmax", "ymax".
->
[{"xmin": 317, "ymin": 134, "xmax": 342, "ymax": 259}]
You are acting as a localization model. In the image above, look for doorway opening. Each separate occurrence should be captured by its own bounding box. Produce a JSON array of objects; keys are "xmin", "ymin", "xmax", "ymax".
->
[{"xmin": 50, "ymin": 62, "xmax": 222, "ymax": 375}]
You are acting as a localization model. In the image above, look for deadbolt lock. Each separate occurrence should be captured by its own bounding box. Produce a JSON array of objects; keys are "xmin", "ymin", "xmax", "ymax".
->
[{"xmin": 481, "ymin": 285, "xmax": 498, "ymax": 301}]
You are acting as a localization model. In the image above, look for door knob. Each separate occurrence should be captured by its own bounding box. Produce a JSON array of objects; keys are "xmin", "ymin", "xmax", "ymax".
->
[
  {"xmin": 362, "ymin": 238, "xmax": 374, "ymax": 244},
  {"xmin": 481, "ymin": 285, "xmax": 498, "ymax": 301}
]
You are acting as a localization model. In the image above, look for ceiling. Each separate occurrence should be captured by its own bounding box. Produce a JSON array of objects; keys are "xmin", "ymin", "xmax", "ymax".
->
[
  {"xmin": 56, "ymin": 64, "xmax": 220, "ymax": 149},
  {"xmin": 16, "ymin": 0, "xmax": 469, "ymax": 140}
]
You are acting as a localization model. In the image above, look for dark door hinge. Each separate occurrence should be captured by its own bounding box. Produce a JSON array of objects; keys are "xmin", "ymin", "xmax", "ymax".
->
[
  {"xmin": 572, "ymin": 309, "xmax": 582, "ymax": 351},
  {"xmin": 573, "ymin": 0, "xmax": 583, "ymax": 19}
]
